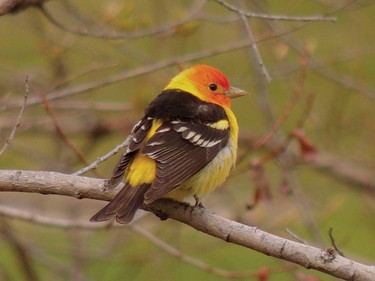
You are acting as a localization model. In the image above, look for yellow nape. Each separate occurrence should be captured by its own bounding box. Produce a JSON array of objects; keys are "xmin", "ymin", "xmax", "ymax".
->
[
  {"xmin": 126, "ymin": 153, "xmax": 156, "ymax": 186},
  {"xmin": 165, "ymin": 73, "xmax": 203, "ymax": 101}
]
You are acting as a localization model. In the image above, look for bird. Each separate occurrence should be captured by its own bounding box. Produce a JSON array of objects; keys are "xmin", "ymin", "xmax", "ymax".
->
[{"xmin": 90, "ymin": 64, "xmax": 247, "ymax": 224}]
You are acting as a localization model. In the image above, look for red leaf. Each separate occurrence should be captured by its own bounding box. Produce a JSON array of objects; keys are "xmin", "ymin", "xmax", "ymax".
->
[
  {"xmin": 257, "ymin": 267, "xmax": 269, "ymax": 281},
  {"xmin": 292, "ymin": 129, "xmax": 317, "ymax": 160}
]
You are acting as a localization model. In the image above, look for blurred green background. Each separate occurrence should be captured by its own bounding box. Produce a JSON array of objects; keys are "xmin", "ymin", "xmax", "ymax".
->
[{"xmin": 0, "ymin": 1, "xmax": 374, "ymax": 280}]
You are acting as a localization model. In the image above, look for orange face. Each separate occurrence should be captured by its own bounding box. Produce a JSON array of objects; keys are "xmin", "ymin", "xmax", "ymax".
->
[
  {"xmin": 189, "ymin": 65, "xmax": 232, "ymax": 107},
  {"xmin": 164, "ymin": 65, "xmax": 232, "ymax": 108}
]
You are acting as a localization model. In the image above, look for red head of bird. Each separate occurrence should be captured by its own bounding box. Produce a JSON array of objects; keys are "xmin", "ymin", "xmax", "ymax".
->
[{"xmin": 164, "ymin": 65, "xmax": 247, "ymax": 108}]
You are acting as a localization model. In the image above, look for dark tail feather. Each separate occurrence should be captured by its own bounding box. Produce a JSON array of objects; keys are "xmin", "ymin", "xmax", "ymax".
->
[{"xmin": 90, "ymin": 183, "xmax": 150, "ymax": 224}]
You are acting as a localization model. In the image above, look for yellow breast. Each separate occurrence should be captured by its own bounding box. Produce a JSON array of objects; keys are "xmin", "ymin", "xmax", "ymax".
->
[{"xmin": 165, "ymin": 107, "xmax": 238, "ymax": 200}]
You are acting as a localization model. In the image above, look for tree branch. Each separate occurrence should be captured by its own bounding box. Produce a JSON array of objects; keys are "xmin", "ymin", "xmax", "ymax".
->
[
  {"xmin": 0, "ymin": 0, "xmax": 46, "ymax": 16},
  {"xmin": 0, "ymin": 220, "xmax": 39, "ymax": 281},
  {"xmin": 39, "ymin": 0, "xmax": 205, "ymax": 40},
  {"xmin": 0, "ymin": 170, "xmax": 374, "ymax": 280},
  {"xmin": 0, "ymin": 75, "xmax": 29, "ymax": 156},
  {"xmin": 215, "ymin": 0, "xmax": 336, "ymax": 22}
]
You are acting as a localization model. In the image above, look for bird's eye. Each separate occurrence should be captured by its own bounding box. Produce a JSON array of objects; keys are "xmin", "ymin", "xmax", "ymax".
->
[{"xmin": 209, "ymin": 83, "xmax": 218, "ymax": 91}]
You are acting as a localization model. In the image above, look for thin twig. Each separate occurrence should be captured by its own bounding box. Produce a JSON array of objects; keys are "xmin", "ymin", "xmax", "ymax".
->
[
  {"xmin": 39, "ymin": 0, "xmax": 206, "ymax": 40},
  {"xmin": 6, "ymin": 39, "xmax": 258, "ymax": 109},
  {"xmin": 132, "ymin": 224, "xmax": 293, "ymax": 278},
  {"xmin": 295, "ymin": 91, "xmax": 316, "ymax": 129},
  {"xmin": 70, "ymin": 230, "xmax": 85, "ymax": 281},
  {"xmin": 256, "ymin": 1, "xmax": 375, "ymax": 101},
  {"xmin": 47, "ymin": 62, "xmax": 120, "ymax": 91},
  {"xmin": 47, "ymin": 101, "xmax": 131, "ymax": 111},
  {"xmin": 285, "ymin": 228, "xmax": 310, "ymax": 245},
  {"xmin": 197, "ymin": 13, "xmax": 239, "ymax": 24},
  {"xmin": 73, "ymin": 137, "xmax": 129, "ymax": 176},
  {"xmin": 26, "ymin": 245, "xmax": 71, "ymax": 280},
  {"xmin": 0, "ymin": 220, "xmax": 39, "ymax": 281},
  {"xmin": 0, "ymin": 75, "xmax": 29, "ymax": 156},
  {"xmin": 215, "ymin": 0, "xmax": 337, "ymax": 22},
  {"xmin": 310, "ymin": 61, "xmax": 375, "ymax": 100},
  {"xmin": 256, "ymin": 50, "xmax": 310, "ymax": 162},
  {"xmin": 43, "ymin": 99, "xmax": 103, "ymax": 177},
  {"xmin": 2, "ymin": 23, "xmax": 335, "ymax": 112},
  {"xmin": 328, "ymin": 227, "xmax": 345, "ymax": 257},
  {"xmin": 239, "ymin": 13, "xmax": 271, "ymax": 82}
]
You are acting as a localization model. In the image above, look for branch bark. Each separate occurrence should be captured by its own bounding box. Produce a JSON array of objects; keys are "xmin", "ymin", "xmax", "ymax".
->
[
  {"xmin": 0, "ymin": 0, "xmax": 46, "ymax": 16},
  {"xmin": 0, "ymin": 170, "xmax": 374, "ymax": 280}
]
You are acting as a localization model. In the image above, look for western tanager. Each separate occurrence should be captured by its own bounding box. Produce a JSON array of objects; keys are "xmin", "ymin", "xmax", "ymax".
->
[{"xmin": 91, "ymin": 65, "xmax": 247, "ymax": 224}]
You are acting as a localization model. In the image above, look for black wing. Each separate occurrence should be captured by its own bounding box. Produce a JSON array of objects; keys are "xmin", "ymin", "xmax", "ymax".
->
[
  {"xmin": 91, "ymin": 116, "xmax": 154, "ymax": 223},
  {"xmin": 106, "ymin": 117, "xmax": 153, "ymax": 188},
  {"xmin": 142, "ymin": 120, "xmax": 229, "ymax": 203}
]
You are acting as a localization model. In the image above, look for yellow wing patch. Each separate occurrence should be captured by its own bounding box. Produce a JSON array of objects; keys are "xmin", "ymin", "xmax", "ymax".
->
[
  {"xmin": 126, "ymin": 119, "xmax": 162, "ymax": 187},
  {"xmin": 126, "ymin": 153, "xmax": 156, "ymax": 186},
  {"xmin": 207, "ymin": 119, "xmax": 229, "ymax": 130},
  {"xmin": 146, "ymin": 119, "xmax": 163, "ymax": 141}
]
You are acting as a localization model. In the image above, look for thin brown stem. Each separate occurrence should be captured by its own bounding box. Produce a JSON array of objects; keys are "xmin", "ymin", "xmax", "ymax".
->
[{"xmin": 0, "ymin": 76, "xmax": 29, "ymax": 156}]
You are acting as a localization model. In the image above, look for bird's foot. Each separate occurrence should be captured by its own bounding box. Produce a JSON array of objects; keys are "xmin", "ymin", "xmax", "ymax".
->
[{"xmin": 194, "ymin": 195, "xmax": 205, "ymax": 209}]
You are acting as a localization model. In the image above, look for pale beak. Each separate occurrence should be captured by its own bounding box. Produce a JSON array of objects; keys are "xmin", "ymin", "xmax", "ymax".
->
[{"xmin": 224, "ymin": 86, "xmax": 249, "ymax": 99}]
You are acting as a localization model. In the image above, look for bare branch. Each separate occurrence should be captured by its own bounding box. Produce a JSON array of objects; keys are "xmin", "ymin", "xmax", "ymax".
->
[
  {"xmin": 254, "ymin": 50, "xmax": 310, "ymax": 151},
  {"xmin": 132, "ymin": 224, "xmax": 294, "ymax": 278},
  {"xmin": 73, "ymin": 137, "xmax": 129, "ymax": 176},
  {"xmin": 2, "ymin": 22, "xmax": 345, "ymax": 113},
  {"xmin": 0, "ymin": 220, "xmax": 39, "ymax": 281},
  {"xmin": 0, "ymin": 75, "xmax": 29, "ymax": 156},
  {"xmin": 2, "ymin": 38, "xmax": 258, "ymax": 111},
  {"xmin": 285, "ymin": 228, "xmax": 310, "ymax": 245},
  {"xmin": 0, "ymin": 204, "xmax": 294, "ymax": 278},
  {"xmin": 39, "ymin": 0, "xmax": 205, "ymax": 40},
  {"xmin": 215, "ymin": 0, "xmax": 337, "ymax": 22},
  {"xmin": 329, "ymin": 227, "xmax": 345, "ymax": 257},
  {"xmin": 305, "ymin": 154, "xmax": 375, "ymax": 191},
  {"xmin": 46, "ymin": 101, "xmax": 131, "ymax": 111},
  {"xmin": 256, "ymin": 4, "xmax": 375, "ymax": 101},
  {"xmin": 0, "ymin": 0, "xmax": 46, "ymax": 16},
  {"xmin": 0, "ymin": 170, "xmax": 374, "ymax": 280},
  {"xmin": 239, "ymin": 13, "xmax": 271, "ymax": 82},
  {"xmin": 240, "ymin": 134, "xmax": 375, "ymax": 192},
  {"xmin": 43, "ymin": 99, "xmax": 103, "ymax": 178}
]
